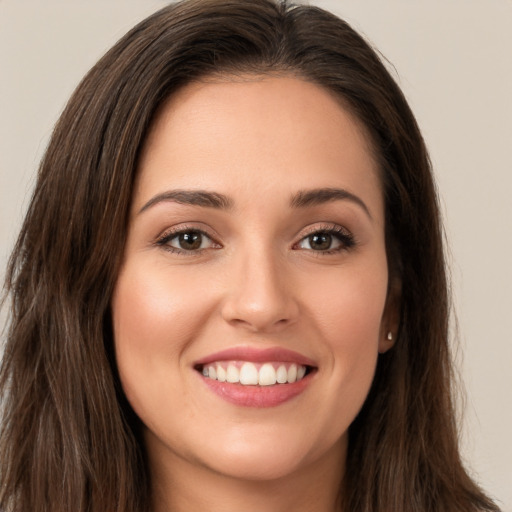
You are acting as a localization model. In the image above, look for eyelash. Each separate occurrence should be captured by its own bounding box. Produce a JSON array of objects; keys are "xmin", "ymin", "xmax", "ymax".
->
[
  {"xmin": 293, "ymin": 224, "xmax": 356, "ymax": 255},
  {"xmin": 155, "ymin": 224, "xmax": 356, "ymax": 256},
  {"xmin": 155, "ymin": 225, "xmax": 220, "ymax": 255}
]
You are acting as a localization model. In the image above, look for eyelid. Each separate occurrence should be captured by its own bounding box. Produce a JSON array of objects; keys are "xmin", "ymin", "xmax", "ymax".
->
[
  {"xmin": 153, "ymin": 222, "xmax": 355, "ymax": 255},
  {"xmin": 297, "ymin": 222, "xmax": 352, "ymax": 238},
  {"xmin": 155, "ymin": 224, "xmax": 222, "ymax": 254},
  {"xmin": 292, "ymin": 223, "xmax": 356, "ymax": 253}
]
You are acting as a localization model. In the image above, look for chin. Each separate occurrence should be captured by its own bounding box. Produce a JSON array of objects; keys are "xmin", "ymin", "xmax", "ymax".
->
[
  {"xmin": 191, "ymin": 426, "xmax": 345, "ymax": 482},
  {"xmin": 201, "ymin": 444, "xmax": 307, "ymax": 481}
]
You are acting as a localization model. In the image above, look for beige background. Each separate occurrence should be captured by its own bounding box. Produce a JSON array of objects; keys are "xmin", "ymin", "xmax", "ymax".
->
[{"xmin": 1, "ymin": 1, "xmax": 511, "ymax": 509}]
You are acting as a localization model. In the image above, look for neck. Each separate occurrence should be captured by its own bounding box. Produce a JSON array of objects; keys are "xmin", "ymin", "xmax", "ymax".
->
[{"xmin": 148, "ymin": 436, "xmax": 346, "ymax": 512}]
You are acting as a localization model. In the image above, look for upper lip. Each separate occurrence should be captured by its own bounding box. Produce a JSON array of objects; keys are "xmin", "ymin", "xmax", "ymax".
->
[{"xmin": 194, "ymin": 346, "xmax": 317, "ymax": 368}]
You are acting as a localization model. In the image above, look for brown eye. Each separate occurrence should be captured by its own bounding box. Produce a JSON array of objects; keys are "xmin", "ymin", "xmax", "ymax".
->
[
  {"xmin": 178, "ymin": 232, "xmax": 202, "ymax": 250},
  {"xmin": 166, "ymin": 230, "xmax": 213, "ymax": 251},
  {"xmin": 307, "ymin": 233, "xmax": 333, "ymax": 251},
  {"xmin": 295, "ymin": 227, "xmax": 355, "ymax": 253},
  {"xmin": 299, "ymin": 231, "xmax": 341, "ymax": 251}
]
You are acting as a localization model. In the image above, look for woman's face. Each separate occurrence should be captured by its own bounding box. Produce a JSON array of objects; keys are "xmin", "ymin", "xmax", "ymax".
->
[{"xmin": 112, "ymin": 76, "xmax": 394, "ymax": 483}]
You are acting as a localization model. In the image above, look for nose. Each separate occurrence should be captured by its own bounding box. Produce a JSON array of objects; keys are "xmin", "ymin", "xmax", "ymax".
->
[{"xmin": 220, "ymin": 247, "xmax": 300, "ymax": 333}]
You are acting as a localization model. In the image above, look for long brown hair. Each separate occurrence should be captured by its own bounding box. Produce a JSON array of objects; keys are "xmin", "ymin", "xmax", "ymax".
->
[{"xmin": 0, "ymin": 1, "xmax": 500, "ymax": 511}]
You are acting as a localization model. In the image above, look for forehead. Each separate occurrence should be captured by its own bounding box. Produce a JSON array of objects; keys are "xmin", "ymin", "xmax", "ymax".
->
[{"xmin": 135, "ymin": 75, "xmax": 383, "ymax": 219}]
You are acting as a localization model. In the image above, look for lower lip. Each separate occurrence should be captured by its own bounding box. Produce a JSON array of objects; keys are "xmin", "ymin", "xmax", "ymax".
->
[{"xmin": 199, "ymin": 373, "xmax": 313, "ymax": 408}]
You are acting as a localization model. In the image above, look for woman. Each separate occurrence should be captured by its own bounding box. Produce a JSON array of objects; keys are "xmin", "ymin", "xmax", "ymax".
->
[{"xmin": 0, "ymin": 0, "xmax": 502, "ymax": 511}]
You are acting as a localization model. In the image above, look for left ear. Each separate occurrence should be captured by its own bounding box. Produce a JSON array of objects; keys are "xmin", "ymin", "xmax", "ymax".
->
[{"xmin": 379, "ymin": 277, "xmax": 401, "ymax": 354}]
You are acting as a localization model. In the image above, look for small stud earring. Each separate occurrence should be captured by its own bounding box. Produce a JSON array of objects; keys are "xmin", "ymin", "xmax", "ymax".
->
[{"xmin": 387, "ymin": 332, "xmax": 393, "ymax": 341}]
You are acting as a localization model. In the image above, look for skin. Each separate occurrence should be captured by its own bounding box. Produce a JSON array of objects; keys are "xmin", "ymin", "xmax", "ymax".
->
[{"xmin": 111, "ymin": 75, "xmax": 396, "ymax": 512}]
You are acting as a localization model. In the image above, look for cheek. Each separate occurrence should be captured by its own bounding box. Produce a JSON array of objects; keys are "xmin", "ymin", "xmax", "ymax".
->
[
  {"xmin": 113, "ymin": 260, "xmax": 213, "ymax": 347},
  {"xmin": 305, "ymin": 259, "xmax": 388, "ymax": 343},
  {"xmin": 110, "ymin": 261, "xmax": 214, "ymax": 410},
  {"xmin": 301, "ymin": 259, "xmax": 388, "ymax": 412}
]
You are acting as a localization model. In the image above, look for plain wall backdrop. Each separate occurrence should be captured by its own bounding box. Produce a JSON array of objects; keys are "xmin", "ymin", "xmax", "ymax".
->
[{"xmin": 1, "ymin": 1, "xmax": 511, "ymax": 509}]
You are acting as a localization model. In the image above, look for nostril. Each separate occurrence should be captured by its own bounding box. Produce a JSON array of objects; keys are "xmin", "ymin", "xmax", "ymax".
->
[
  {"xmin": 219, "ymin": 273, "xmax": 300, "ymax": 333},
  {"xmin": 223, "ymin": 314, "xmax": 298, "ymax": 334}
]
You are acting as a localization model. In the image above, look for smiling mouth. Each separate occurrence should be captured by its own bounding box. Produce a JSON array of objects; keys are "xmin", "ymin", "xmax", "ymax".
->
[
  {"xmin": 195, "ymin": 361, "xmax": 315, "ymax": 386},
  {"xmin": 194, "ymin": 347, "xmax": 317, "ymax": 406}
]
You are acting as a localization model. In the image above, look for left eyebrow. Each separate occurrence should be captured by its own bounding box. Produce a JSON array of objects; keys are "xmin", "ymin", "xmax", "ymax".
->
[
  {"xmin": 138, "ymin": 189, "xmax": 234, "ymax": 214},
  {"xmin": 290, "ymin": 187, "xmax": 372, "ymax": 220}
]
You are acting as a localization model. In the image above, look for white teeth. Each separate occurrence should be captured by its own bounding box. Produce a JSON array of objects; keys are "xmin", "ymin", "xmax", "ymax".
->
[
  {"xmin": 216, "ymin": 365, "xmax": 226, "ymax": 382},
  {"xmin": 287, "ymin": 364, "xmax": 297, "ymax": 383},
  {"xmin": 259, "ymin": 363, "xmax": 277, "ymax": 386},
  {"xmin": 239, "ymin": 362, "xmax": 259, "ymax": 385},
  {"xmin": 276, "ymin": 365, "xmax": 288, "ymax": 384},
  {"xmin": 202, "ymin": 361, "xmax": 309, "ymax": 385},
  {"xmin": 226, "ymin": 364, "xmax": 239, "ymax": 383}
]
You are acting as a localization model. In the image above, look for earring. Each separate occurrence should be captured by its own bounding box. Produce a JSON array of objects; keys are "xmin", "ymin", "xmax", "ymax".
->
[{"xmin": 387, "ymin": 332, "xmax": 393, "ymax": 341}]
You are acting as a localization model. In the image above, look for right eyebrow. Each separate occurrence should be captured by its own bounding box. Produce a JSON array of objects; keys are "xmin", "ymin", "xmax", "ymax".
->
[
  {"xmin": 290, "ymin": 187, "xmax": 372, "ymax": 220},
  {"xmin": 138, "ymin": 189, "xmax": 234, "ymax": 214}
]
